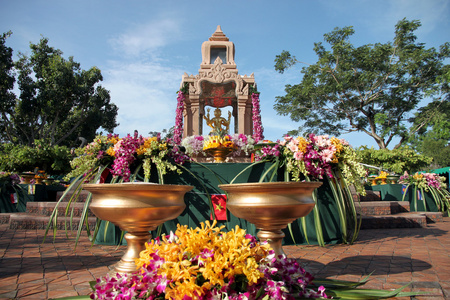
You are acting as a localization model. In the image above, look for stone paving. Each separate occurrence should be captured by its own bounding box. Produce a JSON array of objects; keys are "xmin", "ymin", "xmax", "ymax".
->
[{"xmin": 0, "ymin": 219, "xmax": 450, "ymax": 299}]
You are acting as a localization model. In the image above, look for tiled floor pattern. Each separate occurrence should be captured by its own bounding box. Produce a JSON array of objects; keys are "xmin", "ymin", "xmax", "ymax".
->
[{"xmin": 1, "ymin": 220, "xmax": 450, "ymax": 299}]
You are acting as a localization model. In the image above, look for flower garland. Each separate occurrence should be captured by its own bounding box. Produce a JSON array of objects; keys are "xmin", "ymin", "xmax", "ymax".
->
[
  {"xmin": 90, "ymin": 221, "xmax": 329, "ymax": 300},
  {"xmin": 173, "ymin": 91, "xmax": 185, "ymax": 145},
  {"xmin": 251, "ymin": 92, "xmax": 264, "ymax": 143}
]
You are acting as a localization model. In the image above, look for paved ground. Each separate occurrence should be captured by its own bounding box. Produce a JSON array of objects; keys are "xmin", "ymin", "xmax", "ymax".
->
[{"xmin": 0, "ymin": 220, "xmax": 449, "ymax": 299}]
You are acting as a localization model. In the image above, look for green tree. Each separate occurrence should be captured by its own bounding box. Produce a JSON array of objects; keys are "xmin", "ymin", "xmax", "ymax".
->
[
  {"xmin": 274, "ymin": 19, "xmax": 450, "ymax": 149},
  {"xmin": 0, "ymin": 34, "xmax": 119, "ymax": 147},
  {"xmin": 409, "ymin": 96, "xmax": 450, "ymax": 167},
  {"xmin": 0, "ymin": 31, "xmax": 16, "ymax": 136}
]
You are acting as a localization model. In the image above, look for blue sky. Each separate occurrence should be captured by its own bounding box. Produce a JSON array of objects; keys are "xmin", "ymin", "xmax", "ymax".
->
[{"xmin": 1, "ymin": 0, "xmax": 449, "ymax": 148}]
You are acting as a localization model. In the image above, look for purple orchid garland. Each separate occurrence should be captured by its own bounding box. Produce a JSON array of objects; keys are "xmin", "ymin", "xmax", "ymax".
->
[
  {"xmin": 173, "ymin": 91, "xmax": 185, "ymax": 145},
  {"xmin": 251, "ymin": 92, "xmax": 264, "ymax": 143}
]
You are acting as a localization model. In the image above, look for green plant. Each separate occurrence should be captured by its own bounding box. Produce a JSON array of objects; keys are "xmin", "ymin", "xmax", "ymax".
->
[
  {"xmin": 0, "ymin": 141, "xmax": 71, "ymax": 174},
  {"xmin": 356, "ymin": 146, "xmax": 432, "ymax": 174}
]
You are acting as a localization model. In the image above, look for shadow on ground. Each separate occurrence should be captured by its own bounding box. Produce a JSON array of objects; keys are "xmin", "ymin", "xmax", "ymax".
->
[
  {"xmin": 298, "ymin": 255, "xmax": 432, "ymax": 277},
  {"xmin": 355, "ymin": 225, "xmax": 448, "ymax": 243}
]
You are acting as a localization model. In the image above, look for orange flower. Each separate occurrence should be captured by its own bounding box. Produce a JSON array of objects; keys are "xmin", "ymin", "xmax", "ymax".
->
[{"xmin": 135, "ymin": 221, "xmax": 269, "ymax": 298}]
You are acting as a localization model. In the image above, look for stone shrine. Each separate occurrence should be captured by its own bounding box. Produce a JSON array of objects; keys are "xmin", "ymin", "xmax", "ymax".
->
[{"xmin": 179, "ymin": 26, "xmax": 257, "ymax": 138}]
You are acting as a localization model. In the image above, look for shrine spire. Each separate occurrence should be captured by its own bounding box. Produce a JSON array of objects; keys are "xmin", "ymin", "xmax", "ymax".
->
[{"xmin": 209, "ymin": 25, "xmax": 229, "ymax": 42}]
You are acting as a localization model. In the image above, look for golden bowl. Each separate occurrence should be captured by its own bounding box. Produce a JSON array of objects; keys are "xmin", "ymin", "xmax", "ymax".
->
[
  {"xmin": 83, "ymin": 182, "xmax": 193, "ymax": 274},
  {"xmin": 205, "ymin": 147, "xmax": 234, "ymax": 162},
  {"xmin": 219, "ymin": 181, "xmax": 322, "ymax": 257}
]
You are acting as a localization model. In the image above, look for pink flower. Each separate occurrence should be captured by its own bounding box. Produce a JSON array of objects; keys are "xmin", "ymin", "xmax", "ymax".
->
[
  {"xmin": 287, "ymin": 141, "xmax": 299, "ymax": 153},
  {"xmin": 321, "ymin": 148, "xmax": 335, "ymax": 162},
  {"xmin": 293, "ymin": 151, "xmax": 304, "ymax": 160}
]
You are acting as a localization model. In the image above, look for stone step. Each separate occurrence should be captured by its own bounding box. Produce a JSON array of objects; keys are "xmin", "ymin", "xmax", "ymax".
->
[
  {"xmin": 0, "ymin": 213, "xmax": 11, "ymax": 224},
  {"xmin": 8, "ymin": 213, "xmax": 97, "ymax": 230},
  {"xmin": 360, "ymin": 212, "xmax": 427, "ymax": 229},
  {"xmin": 359, "ymin": 190, "xmax": 381, "ymax": 201},
  {"xmin": 0, "ymin": 200, "xmax": 94, "ymax": 226},
  {"xmin": 420, "ymin": 211, "xmax": 444, "ymax": 223},
  {"xmin": 356, "ymin": 201, "xmax": 410, "ymax": 216},
  {"xmin": 56, "ymin": 189, "xmax": 91, "ymax": 202},
  {"xmin": 25, "ymin": 201, "xmax": 95, "ymax": 217}
]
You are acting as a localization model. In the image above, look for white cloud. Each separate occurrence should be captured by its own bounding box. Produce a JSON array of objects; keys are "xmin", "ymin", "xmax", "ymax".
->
[
  {"xmin": 109, "ymin": 18, "xmax": 183, "ymax": 58},
  {"xmin": 102, "ymin": 16, "xmax": 188, "ymax": 136},
  {"xmin": 103, "ymin": 60, "xmax": 185, "ymax": 136}
]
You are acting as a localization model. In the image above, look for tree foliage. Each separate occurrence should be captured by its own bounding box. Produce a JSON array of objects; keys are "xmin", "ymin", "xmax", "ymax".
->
[
  {"xmin": 356, "ymin": 146, "xmax": 432, "ymax": 174},
  {"xmin": 0, "ymin": 140, "xmax": 71, "ymax": 174},
  {"xmin": 0, "ymin": 33, "xmax": 119, "ymax": 147},
  {"xmin": 409, "ymin": 100, "xmax": 450, "ymax": 167},
  {"xmin": 274, "ymin": 19, "xmax": 450, "ymax": 149},
  {"xmin": 407, "ymin": 69, "xmax": 450, "ymax": 167},
  {"xmin": 0, "ymin": 31, "xmax": 16, "ymax": 132}
]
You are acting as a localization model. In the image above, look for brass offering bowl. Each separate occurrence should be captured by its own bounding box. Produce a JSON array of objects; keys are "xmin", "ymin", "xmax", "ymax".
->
[
  {"xmin": 219, "ymin": 181, "xmax": 322, "ymax": 257},
  {"xmin": 83, "ymin": 183, "xmax": 193, "ymax": 275},
  {"xmin": 205, "ymin": 147, "xmax": 234, "ymax": 163}
]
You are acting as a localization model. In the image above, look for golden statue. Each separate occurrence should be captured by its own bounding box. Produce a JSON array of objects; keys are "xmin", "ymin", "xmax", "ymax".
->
[{"xmin": 204, "ymin": 107, "xmax": 232, "ymax": 134}]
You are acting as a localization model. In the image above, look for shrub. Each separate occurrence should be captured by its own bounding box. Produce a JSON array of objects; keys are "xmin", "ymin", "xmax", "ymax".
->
[
  {"xmin": 0, "ymin": 140, "xmax": 71, "ymax": 174},
  {"xmin": 356, "ymin": 146, "xmax": 432, "ymax": 174}
]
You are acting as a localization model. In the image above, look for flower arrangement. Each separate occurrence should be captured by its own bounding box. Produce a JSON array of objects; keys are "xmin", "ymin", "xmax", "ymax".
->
[
  {"xmin": 65, "ymin": 131, "xmax": 188, "ymax": 183},
  {"xmin": 255, "ymin": 134, "xmax": 366, "ymax": 195},
  {"xmin": 399, "ymin": 172, "xmax": 450, "ymax": 212},
  {"xmin": 181, "ymin": 135, "xmax": 205, "ymax": 156},
  {"xmin": 90, "ymin": 221, "xmax": 329, "ymax": 300},
  {"xmin": 203, "ymin": 135, "xmax": 236, "ymax": 151},
  {"xmin": 0, "ymin": 171, "xmax": 20, "ymax": 185},
  {"xmin": 372, "ymin": 171, "xmax": 388, "ymax": 185},
  {"xmin": 0, "ymin": 172, "xmax": 22, "ymax": 213},
  {"xmin": 182, "ymin": 134, "xmax": 255, "ymax": 158},
  {"xmin": 399, "ymin": 172, "xmax": 445, "ymax": 191},
  {"xmin": 230, "ymin": 134, "xmax": 255, "ymax": 156},
  {"xmin": 248, "ymin": 134, "xmax": 366, "ymax": 246}
]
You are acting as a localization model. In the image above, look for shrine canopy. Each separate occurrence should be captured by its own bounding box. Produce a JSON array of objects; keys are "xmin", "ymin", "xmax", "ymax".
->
[{"xmin": 179, "ymin": 25, "xmax": 259, "ymax": 138}]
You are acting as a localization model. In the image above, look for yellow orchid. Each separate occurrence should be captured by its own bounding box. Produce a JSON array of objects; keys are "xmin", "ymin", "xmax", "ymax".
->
[{"xmin": 135, "ymin": 220, "xmax": 270, "ymax": 298}]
